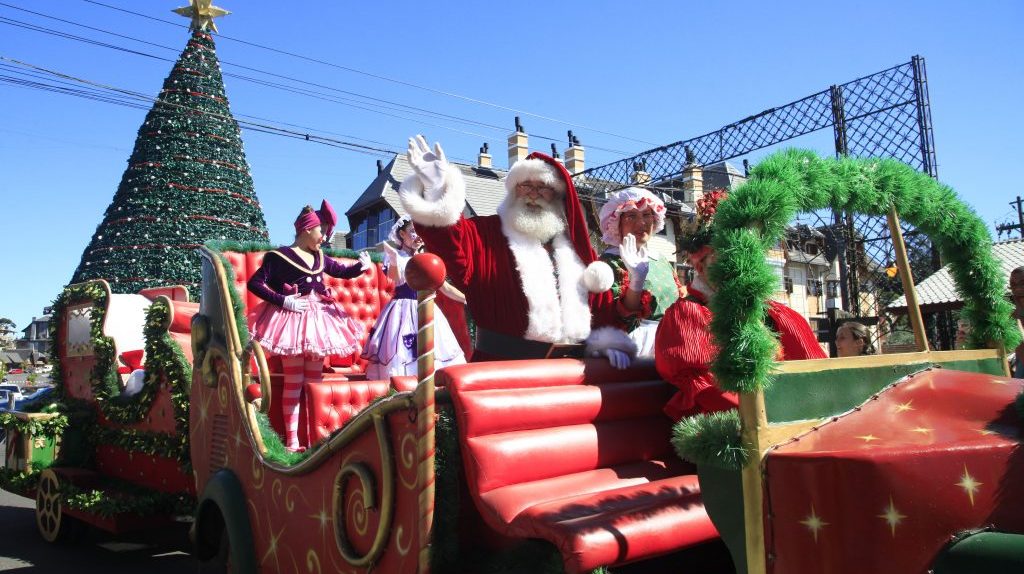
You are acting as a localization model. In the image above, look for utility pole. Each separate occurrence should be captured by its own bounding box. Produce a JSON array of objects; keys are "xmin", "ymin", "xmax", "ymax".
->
[{"xmin": 996, "ymin": 196, "xmax": 1024, "ymax": 239}]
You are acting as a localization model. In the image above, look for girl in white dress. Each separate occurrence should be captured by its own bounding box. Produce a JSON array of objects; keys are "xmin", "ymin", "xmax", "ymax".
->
[{"xmin": 361, "ymin": 216, "xmax": 467, "ymax": 379}]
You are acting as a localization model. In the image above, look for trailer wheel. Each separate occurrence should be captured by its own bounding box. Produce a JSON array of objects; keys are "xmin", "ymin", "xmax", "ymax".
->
[
  {"xmin": 35, "ymin": 469, "xmax": 80, "ymax": 543},
  {"xmin": 197, "ymin": 524, "xmax": 231, "ymax": 573}
]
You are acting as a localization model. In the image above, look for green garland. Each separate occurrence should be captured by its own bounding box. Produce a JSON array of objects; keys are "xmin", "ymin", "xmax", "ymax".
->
[
  {"xmin": 0, "ymin": 412, "xmax": 69, "ymax": 438},
  {"xmin": 673, "ymin": 150, "xmax": 1022, "ymax": 467},
  {"xmin": 42, "ymin": 286, "xmax": 195, "ymax": 468},
  {"xmin": 204, "ymin": 239, "xmax": 385, "ymax": 263},
  {"xmin": 709, "ymin": 149, "xmax": 1019, "ymax": 394},
  {"xmin": 58, "ymin": 478, "xmax": 195, "ymax": 519},
  {"xmin": 432, "ymin": 404, "xmax": 461, "ymax": 572},
  {"xmin": 672, "ymin": 410, "xmax": 748, "ymax": 470},
  {"xmin": 138, "ymin": 298, "xmax": 193, "ymax": 464},
  {"xmin": 48, "ymin": 283, "xmax": 119, "ymax": 407},
  {"xmin": 0, "ymin": 467, "xmax": 44, "ymax": 493},
  {"xmin": 93, "ymin": 427, "xmax": 189, "ymax": 464}
]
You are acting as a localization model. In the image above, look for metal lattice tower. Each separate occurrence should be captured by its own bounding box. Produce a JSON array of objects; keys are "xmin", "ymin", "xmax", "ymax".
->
[{"xmin": 577, "ymin": 56, "xmax": 949, "ymax": 349}]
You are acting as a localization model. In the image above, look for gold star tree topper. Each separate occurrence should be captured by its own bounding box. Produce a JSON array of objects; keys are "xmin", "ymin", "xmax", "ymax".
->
[{"xmin": 173, "ymin": 0, "xmax": 230, "ymax": 33}]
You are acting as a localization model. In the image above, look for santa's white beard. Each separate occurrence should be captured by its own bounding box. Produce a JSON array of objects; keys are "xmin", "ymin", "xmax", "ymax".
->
[{"xmin": 502, "ymin": 196, "xmax": 566, "ymax": 242}]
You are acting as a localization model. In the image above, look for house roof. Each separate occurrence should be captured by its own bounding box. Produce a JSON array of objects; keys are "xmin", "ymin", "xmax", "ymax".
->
[
  {"xmin": 786, "ymin": 249, "xmax": 830, "ymax": 268},
  {"xmin": 703, "ymin": 161, "xmax": 746, "ymax": 191},
  {"xmin": 346, "ymin": 155, "xmax": 507, "ymax": 220},
  {"xmin": 888, "ymin": 238, "xmax": 1024, "ymax": 310}
]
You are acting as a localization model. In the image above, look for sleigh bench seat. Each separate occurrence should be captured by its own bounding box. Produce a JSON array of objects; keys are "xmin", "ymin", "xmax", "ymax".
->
[{"xmin": 442, "ymin": 359, "xmax": 719, "ymax": 573}]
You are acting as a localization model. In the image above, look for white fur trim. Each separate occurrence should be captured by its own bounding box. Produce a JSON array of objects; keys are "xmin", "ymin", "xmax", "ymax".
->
[
  {"xmin": 504, "ymin": 157, "xmax": 566, "ymax": 196},
  {"xmin": 585, "ymin": 326, "xmax": 639, "ymax": 358},
  {"xmin": 582, "ymin": 261, "xmax": 614, "ymax": 293},
  {"xmin": 398, "ymin": 164, "xmax": 466, "ymax": 227},
  {"xmin": 501, "ymin": 217, "xmax": 592, "ymax": 343}
]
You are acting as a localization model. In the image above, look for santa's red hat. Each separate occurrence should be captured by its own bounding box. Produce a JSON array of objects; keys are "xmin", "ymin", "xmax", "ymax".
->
[
  {"xmin": 505, "ymin": 153, "xmax": 595, "ymax": 265},
  {"xmin": 505, "ymin": 152, "xmax": 611, "ymax": 292}
]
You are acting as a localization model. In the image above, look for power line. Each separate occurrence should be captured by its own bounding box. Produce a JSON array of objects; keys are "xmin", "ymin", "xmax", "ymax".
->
[
  {"xmin": 0, "ymin": 6, "xmax": 634, "ymax": 155},
  {"xmin": 0, "ymin": 56, "xmax": 406, "ymax": 158},
  {"xmin": 81, "ymin": 0, "xmax": 659, "ymax": 148}
]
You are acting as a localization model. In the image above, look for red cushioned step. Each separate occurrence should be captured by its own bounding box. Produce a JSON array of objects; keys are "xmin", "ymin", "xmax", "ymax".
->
[
  {"xmin": 513, "ymin": 474, "xmax": 718, "ymax": 573},
  {"xmin": 479, "ymin": 458, "xmax": 693, "ymax": 525},
  {"xmin": 303, "ymin": 379, "xmax": 392, "ymax": 444}
]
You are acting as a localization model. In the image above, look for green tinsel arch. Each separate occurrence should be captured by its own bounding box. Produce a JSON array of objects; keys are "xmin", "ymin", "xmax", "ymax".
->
[
  {"xmin": 708, "ymin": 149, "xmax": 1020, "ymax": 394},
  {"xmin": 673, "ymin": 150, "xmax": 1022, "ymax": 469}
]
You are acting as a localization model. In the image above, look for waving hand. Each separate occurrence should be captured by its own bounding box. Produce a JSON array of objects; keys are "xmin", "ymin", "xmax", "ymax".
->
[{"xmin": 407, "ymin": 135, "xmax": 449, "ymax": 199}]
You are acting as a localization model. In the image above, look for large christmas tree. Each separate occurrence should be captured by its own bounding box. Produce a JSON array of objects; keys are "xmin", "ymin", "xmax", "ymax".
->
[{"xmin": 71, "ymin": 2, "xmax": 267, "ymax": 296}]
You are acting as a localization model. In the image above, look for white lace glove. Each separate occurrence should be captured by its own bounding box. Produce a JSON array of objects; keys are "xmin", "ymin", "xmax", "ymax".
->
[
  {"xmin": 620, "ymin": 234, "xmax": 650, "ymax": 292},
  {"xmin": 379, "ymin": 241, "xmax": 400, "ymax": 267},
  {"xmin": 407, "ymin": 135, "xmax": 449, "ymax": 200},
  {"xmin": 606, "ymin": 348, "xmax": 632, "ymax": 370},
  {"xmin": 357, "ymin": 251, "xmax": 373, "ymax": 272},
  {"xmin": 282, "ymin": 294, "xmax": 308, "ymax": 313}
]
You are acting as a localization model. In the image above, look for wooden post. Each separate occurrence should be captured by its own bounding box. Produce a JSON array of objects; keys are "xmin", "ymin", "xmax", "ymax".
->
[
  {"xmin": 738, "ymin": 390, "xmax": 769, "ymax": 574},
  {"xmin": 886, "ymin": 206, "xmax": 930, "ymax": 352},
  {"xmin": 415, "ymin": 288, "xmax": 437, "ymax": 573}
]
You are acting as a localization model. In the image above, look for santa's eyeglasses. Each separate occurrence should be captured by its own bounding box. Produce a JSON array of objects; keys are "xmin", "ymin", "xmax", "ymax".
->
[{"xmin": 516, "ymin": 182, "xmax": 556, "ymax": 196}]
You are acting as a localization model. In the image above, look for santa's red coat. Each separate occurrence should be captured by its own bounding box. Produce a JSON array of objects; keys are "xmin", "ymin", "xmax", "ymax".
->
[{"xmin": 418, "ymin": 214, "xmax": 613, "ymax": 361}]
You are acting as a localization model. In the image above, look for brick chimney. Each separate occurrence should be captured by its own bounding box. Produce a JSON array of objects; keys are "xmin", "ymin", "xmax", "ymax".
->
[
  {"xmin": 507, "ymin": 116, "xmax": 528, "ymax": 168},
  {"xmin": 681, "ymin": 146, "xmax": 703, "ymax": 206},
  {"xmin": 549, "ymin": 143, "xmax": 563, "ymax": 164},
  {"xmin": 632, "ymin": 159, "xmax": 651, "ymax": 185},
  {"xmin": 478, "ymin": 142, "xmax": 492, "ymax": 169},
  {"xmin": 564, "ymin": 130, "xmax": 585, "ymax": 175}
]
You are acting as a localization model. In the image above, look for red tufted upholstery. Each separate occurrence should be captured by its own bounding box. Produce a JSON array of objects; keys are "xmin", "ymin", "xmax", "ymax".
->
[
  {"xmin": 222, "ymin": 249, "xmax": 403, "ymax": 444},
  {"xmin": 303, "ymin": 379, "xmax": 393, "ymax": 444},
  {"xmin": 443, "ymin": 359, "xmax": 719, "ymax": 573}
]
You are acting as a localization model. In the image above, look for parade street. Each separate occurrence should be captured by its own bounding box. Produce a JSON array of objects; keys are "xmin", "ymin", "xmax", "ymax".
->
[{"xmin": 0, "ymin": 441, "xmax": 194, "ymax": 572}]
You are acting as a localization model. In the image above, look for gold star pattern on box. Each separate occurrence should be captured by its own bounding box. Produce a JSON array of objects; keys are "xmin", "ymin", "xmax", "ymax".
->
[
  {"xmin": 800, "ymin": 505, "xmax": 829, "ymax": 542},
  {"xmin": 877, "ymin": 496, "xmax": 906, "ymax": 537},
  {"xmin": 956, "ymin": 465, "xmax": 982, "ymax": 506},
  {"xmin": 173, "ymin": 0, "xmax": 230, "ymax": 33}
]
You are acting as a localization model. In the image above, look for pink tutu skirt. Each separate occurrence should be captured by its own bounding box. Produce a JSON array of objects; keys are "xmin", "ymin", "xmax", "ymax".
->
[{"xmin": 248, "ymin": 293, "xmax": 364, "ymax": 359}]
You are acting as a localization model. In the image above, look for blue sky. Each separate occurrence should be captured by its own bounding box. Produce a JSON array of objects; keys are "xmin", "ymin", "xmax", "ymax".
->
[{"xmin": 1, "ymin": 0, "xmax": 1021, "ymax": 333}]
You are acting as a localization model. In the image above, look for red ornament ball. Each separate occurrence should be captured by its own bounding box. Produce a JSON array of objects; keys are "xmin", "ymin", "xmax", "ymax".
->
[{"xmin": 405, "ymin": 253, "xmax": 447, "ymax": 291}]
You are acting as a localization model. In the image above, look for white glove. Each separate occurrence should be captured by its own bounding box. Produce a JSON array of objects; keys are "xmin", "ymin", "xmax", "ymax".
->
[
  {"xmin": 357, "ymin": 251, "xmax": 373, "ymax": 271},
  {"xmin": 407, "ymin": 135, "xmax": 449, "ymax": 199},
  {"xmin": 606, "ymin": 348, "xmax": 632, "ymax": 370},
  {"xmin": 619, "ymin": 234, "xmax": 650, "ymax": 292},
  {"xmin": 379, "ymin": 242, "xmax": 400, "ymax": 267},
  {"xmin": 282, "ymin": 294, "xmax": 308, "ymax": 313}
]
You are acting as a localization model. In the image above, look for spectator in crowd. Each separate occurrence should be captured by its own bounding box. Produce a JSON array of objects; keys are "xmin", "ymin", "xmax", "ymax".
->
[
  {"xmin": 835, "ymin": 321, "xmax": 874, "ymax": 357},
  {"xmin": 1008, "ymin": 266, "xmax": 1024, "ymax": 376}
]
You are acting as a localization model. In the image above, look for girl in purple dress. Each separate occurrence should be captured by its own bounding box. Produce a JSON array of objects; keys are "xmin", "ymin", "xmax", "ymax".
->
[
  {"xmin": 247, "ymin": 200, "xmax": 371, "ymax": 451},
  {"xmin": 361, "ymin": 216, "xmax": 466, "ymax": 379}
]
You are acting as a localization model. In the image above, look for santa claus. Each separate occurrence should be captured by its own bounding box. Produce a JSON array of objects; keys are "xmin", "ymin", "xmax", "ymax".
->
[{"xmin": 398, "ymin": 135, "xmax": 633, "ymax": 363}]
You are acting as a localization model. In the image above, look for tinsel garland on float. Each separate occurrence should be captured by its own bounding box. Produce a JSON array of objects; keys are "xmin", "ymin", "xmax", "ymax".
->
[
  {"xmin": 44, "ymin": 283, "xmax": 193, "ymax": 462},
  {"xmin": 674, "ymin": 149, "xmax": 1022, "ymax": 469},
  {"xmin": 70, "ymin": 30, "xmax": 268, "ymax": 296}
]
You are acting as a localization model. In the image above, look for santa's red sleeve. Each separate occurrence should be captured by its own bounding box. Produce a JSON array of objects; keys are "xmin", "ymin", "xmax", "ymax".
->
[{"xmin": 414, "ymin": 216, "xmax": 479, "ymax": 292}]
